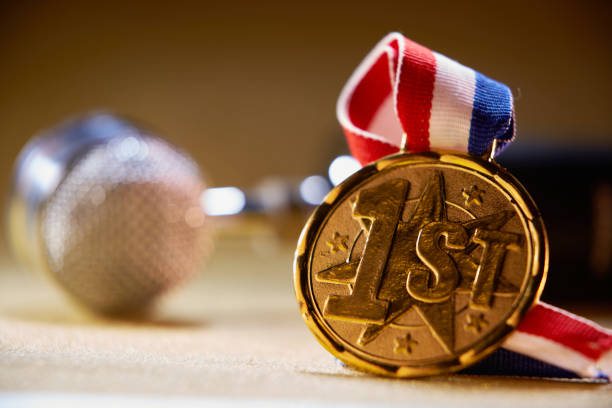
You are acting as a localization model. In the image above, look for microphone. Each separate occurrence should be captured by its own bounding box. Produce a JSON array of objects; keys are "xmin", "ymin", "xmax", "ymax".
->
[{"xmin": 6, "ymin": 113, "xmax": 210, "ymax": 315}]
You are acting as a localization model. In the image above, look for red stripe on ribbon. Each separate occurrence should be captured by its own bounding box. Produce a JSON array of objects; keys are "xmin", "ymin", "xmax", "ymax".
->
[
  {"xmin": 348, "ymin": 53, "xmax": 393, "ymax": 134},
  {"xmin": 344, "ymin": 49, "xmax": 399, "ymax": 165},
  {"xmin": 345, "ymin": 129, "xmax": 397, "ymax": 165},
  {"xmin": 517, "ymin": 303, "xmax": 612, "ymax": 361},
  {"xmin": 396, "ymin": 37, "xmax": 436, "ymax": 153}
]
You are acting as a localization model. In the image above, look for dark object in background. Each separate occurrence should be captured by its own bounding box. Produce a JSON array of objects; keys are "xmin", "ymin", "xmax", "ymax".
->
[{"xmin": 499, "ymin": 144, "xmax": 612, "ymax": 303}]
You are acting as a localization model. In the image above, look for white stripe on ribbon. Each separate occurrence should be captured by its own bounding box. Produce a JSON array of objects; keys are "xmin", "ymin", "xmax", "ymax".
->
[
  {"xmin": 429, "ymin": 52, "xmax": 476, "ymax": 152},
  {"xmin": 503, "ymin": 331, "xmax": 605, "ymax": 379}
]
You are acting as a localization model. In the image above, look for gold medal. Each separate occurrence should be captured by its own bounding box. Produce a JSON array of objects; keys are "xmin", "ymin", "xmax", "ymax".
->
[
  {"xmin": 294, "ymin": 149, "xmax": 547, "ymax": 377},
  {"xmin": 294, "ymin": 32, "xmax": 611, "ymax": 380}
]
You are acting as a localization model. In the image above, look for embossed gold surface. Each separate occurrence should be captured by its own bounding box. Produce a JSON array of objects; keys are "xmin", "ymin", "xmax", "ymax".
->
[{"xmin": 294, "ymin": 152, "xmax": 548, "ymax": 377}]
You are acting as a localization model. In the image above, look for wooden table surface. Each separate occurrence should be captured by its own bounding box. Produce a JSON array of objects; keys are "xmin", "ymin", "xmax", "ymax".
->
[{"xmin": 0, "ymin": 218, "xmax": 610, "ymax": 407}]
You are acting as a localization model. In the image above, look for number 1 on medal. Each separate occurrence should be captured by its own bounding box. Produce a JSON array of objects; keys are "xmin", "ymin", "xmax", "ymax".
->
[{"xmin": 323, "ymin": 179, "xmax": 409, "ymax": 324}]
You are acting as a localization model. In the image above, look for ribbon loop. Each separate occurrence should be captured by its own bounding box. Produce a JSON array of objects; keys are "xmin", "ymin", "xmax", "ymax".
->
[{"xmin": 337, "ymin": 32, "xmax": 515, "ymax": 164}]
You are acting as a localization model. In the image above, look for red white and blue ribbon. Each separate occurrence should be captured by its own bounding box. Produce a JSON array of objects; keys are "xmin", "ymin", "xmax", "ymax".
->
[
  {"xmin": 337, "ymin": 32, "xmax": 612, "ymax": 380},
  {"xmin": 337, "ymin": 32, "xmax": 515, "ymax": 163}
]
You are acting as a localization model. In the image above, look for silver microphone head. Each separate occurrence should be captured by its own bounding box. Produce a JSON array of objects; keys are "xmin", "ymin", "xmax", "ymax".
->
[{"xmin": 7, "ymin": 113, "xmax": 210, "ymax": 315}]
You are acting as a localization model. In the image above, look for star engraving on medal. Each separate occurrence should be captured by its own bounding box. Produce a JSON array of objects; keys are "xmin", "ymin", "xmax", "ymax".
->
[
  {"xmin": 316, "ymin": 172, "xmax": 520, "ymax": 355},
  {"xmin": 462, "ymin": 185, "xmax": 484, "ymax": 207},
  {"xmin": 465, "ymin": 313, "xmax": 488, "ymax": 334},
  {"xmin": 394, "ymin": 333, "xmax": 418, "ymax": 355},
  {"xmin": 326, "ymin": 232, "xmax": 349, "ymax": 253}
]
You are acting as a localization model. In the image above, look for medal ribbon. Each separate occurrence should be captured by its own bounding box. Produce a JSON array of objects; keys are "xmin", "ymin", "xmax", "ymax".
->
[{"xmin": 337, "ymin": 32, "xmax": 612, "ymax": 380}]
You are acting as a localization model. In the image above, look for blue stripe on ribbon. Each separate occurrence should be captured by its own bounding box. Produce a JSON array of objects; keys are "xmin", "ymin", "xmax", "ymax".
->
[
  {"xmin": 340, "ymin": 348, "xmax": 604, "ymax": 380},
  {"xmin": 468, "ymin": 72, "xmax": 515, "ymax": 156},
  {"xmin": 459, "ymin": 348, "xmax": 582, "ymax": 379}
]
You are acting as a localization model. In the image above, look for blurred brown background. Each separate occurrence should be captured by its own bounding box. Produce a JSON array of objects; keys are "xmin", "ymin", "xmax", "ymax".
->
[
  {"xmin": 0, "ymin": 2, "xmax": 611, "ymax": 402},
  {"xmin": 0, "ymin": 0, "xmax": 611, "ymax": 251}
]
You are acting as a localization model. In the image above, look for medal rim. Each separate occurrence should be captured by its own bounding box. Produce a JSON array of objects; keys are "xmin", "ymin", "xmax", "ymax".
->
[{"xmin": 294, "ymin": 150, "xmax": 548, "ymax": 377}]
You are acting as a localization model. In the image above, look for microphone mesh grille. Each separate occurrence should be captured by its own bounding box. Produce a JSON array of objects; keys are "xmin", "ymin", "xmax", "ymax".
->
[{"xmin": 41, "ymin": 135, "xmax": 209, "ymax": 314}]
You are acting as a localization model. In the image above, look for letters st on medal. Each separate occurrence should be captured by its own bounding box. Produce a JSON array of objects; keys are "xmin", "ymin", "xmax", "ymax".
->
[{"xmin": 307, "ymin": 162, "xmax": 532, "ymax": 364}]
